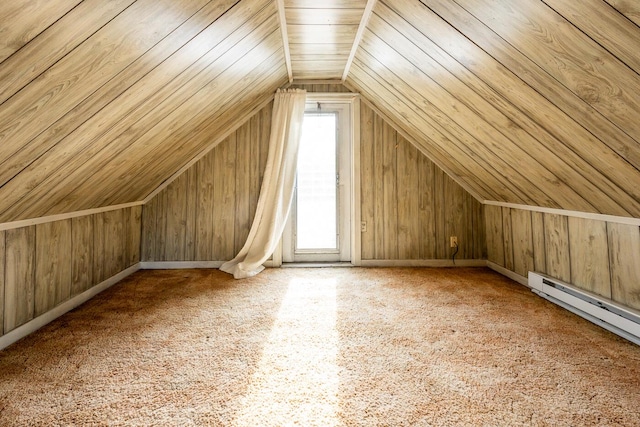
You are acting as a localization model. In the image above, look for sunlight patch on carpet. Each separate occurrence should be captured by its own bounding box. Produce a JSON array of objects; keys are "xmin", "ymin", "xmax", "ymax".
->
[{"xmin": 233, "ymin": 278, "xmax": 339, "ymax": 426}]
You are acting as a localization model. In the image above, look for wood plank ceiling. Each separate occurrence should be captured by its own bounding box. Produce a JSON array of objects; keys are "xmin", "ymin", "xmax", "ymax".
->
[
  {"xmin": 0, "ymin": 0, "xmax": 289, "ymax": 222},
  {"xmin": 1, "ymin": 0, "xmax": 639, "ymax": 223},
  {"xmin": 282, "ymin": 0, "xmax": 367, "ymax": 80},
  {"xmin": 345, "ymin": 0, "xmax": 640, "ymax": 218}
]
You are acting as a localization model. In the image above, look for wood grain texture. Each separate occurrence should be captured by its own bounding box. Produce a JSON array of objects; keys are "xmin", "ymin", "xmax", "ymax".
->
[
  {"xmin": 418, "ymin": 149, "xmax": 436, "ymax": 260},
  {"xmin": 71, "ymin": 215, "xmax": 93, "ymax": 296},
  {"xmin": 453, "ymin": 0, "xmax": 640, "ymax": 143},
  {"xmin": 4, "ymin": 227, "xmax": 35, "ymax": 333},
  {"xmin": 0, "ymin": 0, "xmax": 135, "ymax": 105},
  {"xmin": 0, "ymin": 0, "xmax": 210, "ymax": 184},
  {"xmin": 285, "ymin": 8, "xmax": 363, "ymax": 25},
  {"xmin": 605, "ymin": 0, "xmax": 640, "ymax": 26},
  {"xmin": 0, "ymin": 231, "xmax": 4, "ymax": 335},
  {"xmin": 608, "ymin": 223, "xmax": 640, "ymax": 310},
  {"xmin": 360, "ymin": 104, "xmax": 483, "ymax": 260},
  {"xmin": 484, "ymin": 205, "xmax": 504, "ymax": 267},
  {"xmin": 501, "ymin": 208, "xmax": 515, "ymax": 271},
  {"xmin": 510, "ymin": 208, "xmax": 534, "ymax": 278},
  {"xmin": 0, "ymin": 207, "xmax": 137, "ymax": 339},
  {"xmin": 143, "ymin": 94, "xmax": 485, "ymax": 263},
  {"xmin": 544, "ymin": 0, "xmax": 640, "ymax": 74},
  {"xmin": 489, "ymin": 205, "xmax": 640, "ymax": 314},
  {"xmin": 20, "ymin": 18, "xmax": 284, "ymax": 217},
  {"xmin": 285, "ymin": 0, "xmax": 366, "ymax": 7},
  {"xmin": 0, "ymin": 0, "xmax": 284, "ymax": 223},
  {"xmin": 141, "ymin": 198, "xmax": 158, "ymax": 262},
  {"xmin": 360, "ymin": 102, "xmax": 375, "ymax": 260},
  {"xmin": 568, "ymin": 217, "xmax": 611, "ymax": 298},
  {"xmin": 103, "ymin": 209, "xmax": 125, "ymax": 279},
  {"xmin": 145, "ymin": 103, "xmax": 273, "ymax": 262},
  {"xmin": 93, "ymin": 213, "xmax": 106, "ymax": 284},
  {"xmin": 543, "ymin": 213, "xmax": 571, "ymax": 282},
  {"xmin": 35, "ymin": 220, "xmax": 72, "ymax": 316},
  {"xmin": 0, "ymin": 0, "xmax": 81, "ymax": 62},
  {"xmin": 531, "ymin": 211, "xmax": 547, "ymax": 274},
  {"xmin": 125, "ymin": 206, "xmax": 142, "ymax": 267}
]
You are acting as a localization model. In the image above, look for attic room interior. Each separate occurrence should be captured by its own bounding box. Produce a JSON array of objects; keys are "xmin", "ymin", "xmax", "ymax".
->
[{"xmin": 1, "ymin": 0, "xmax": 639, "ymax": 424}]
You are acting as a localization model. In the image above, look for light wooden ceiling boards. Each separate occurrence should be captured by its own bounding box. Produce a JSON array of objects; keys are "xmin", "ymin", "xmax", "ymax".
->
[{"xmin": 1, "ymin": 0, "xmax": 639, "ymax": 223}]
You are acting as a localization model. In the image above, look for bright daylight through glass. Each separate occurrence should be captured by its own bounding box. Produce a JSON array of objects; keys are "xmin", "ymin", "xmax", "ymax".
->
[{"xmin": 296, "ymin": 113, "xmax": 338, "ymax": 250}]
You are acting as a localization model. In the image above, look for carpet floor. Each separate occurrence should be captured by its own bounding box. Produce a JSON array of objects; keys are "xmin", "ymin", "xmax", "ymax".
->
[{"xmin": 0, "ymin": 267, "xmax": 639, "ymax": 426}]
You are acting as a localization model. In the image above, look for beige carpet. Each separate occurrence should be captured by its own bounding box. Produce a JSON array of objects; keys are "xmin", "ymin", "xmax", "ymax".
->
[{"xmin": 0, "ymin": 267, "xmax": 639, "ymax": 426}]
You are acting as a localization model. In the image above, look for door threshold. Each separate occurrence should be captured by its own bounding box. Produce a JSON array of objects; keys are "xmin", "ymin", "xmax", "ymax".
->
[{"xmin": 281, "ymin": 262, "xmax": 353, "ymax": 268}]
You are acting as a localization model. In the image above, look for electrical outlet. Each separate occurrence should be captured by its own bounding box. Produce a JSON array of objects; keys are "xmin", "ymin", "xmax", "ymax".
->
[
  {"xmin": 450, "ymin": 236, "xmax": 458, "ymax": 247},
  {"xmin": 361, "ymin": 221, "xmax": 367, "ymax": 232}
]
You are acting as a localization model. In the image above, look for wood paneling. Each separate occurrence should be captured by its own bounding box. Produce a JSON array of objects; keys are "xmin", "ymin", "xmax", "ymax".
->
[
  {"xmin": 284, "ymin": 2, "xmax": 366, "ymax": 79},
  {"xmin": 359, "ymin": 103, "xmax": 485, "ymax": 260},
  {"xmin": 531, "ymin": 212, "xmax": 546, "ymax": 274},
  {"xmin": 124, "ymin": 206, "xmax": 142, "ymax": 267},
  {"xmin": 0, "ymin": 0, "xmax": 136, "ymax": 105},
  {"xmin": 608, "ymin": 223, "xmax": 640, "ymax": 310},
  {"xmin": 145, "ymin": 103, "xmax": 273, "ymax": 262},
  {"xmin": 605, "ymin": 0, "xmax": 640, "ymax": 26},
  {"xmin": 544, "ymin": 214, "xmax": 571, "ymax": 283},
  {"xmin": 0, "ymin": 0, "xmax": 82, "ymax": 62},
  {"xmin": 143, "ymin": 97, "xmax": 486, "ymax": 262},
  {"xmin": 0, "ymin": 206, "xmax": 138, "ymax": 338},
  {"xmin": 0, "ymin": 0, "xmax": 286, "ymax": 223},
  {"xmin": 489, "ymin": 206, "xmax": 640, "ymax": 312},
  {"xmin": 485, "ymin": 205, "xmax": 504, "ymax": 267},
  {"xmin": 568, "ymin": 218, "xmax": 611, "ymax": 298},
  {"xmin": 71, "ymin": 215, "xmax": 93, "ymax": 296},
  {"xmin": 510, "ymin": 209, "xmax": 534, "ymax": 278},
  {"xmin": 35, "ymin": 220, "xmax": 72, "ymax": 316},
  {"xmin": 0, "ymin": 231, "xmax": 4, "ymax": 335},
  {"xmin": 4, "ymin": 227, "xmax": 35, "ymax": 333},
  {"xmin": 345, "ymin": 0, "xmax": 640, "ymax": 218}
]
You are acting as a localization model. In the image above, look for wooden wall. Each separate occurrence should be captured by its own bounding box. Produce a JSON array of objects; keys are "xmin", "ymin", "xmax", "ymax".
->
[
  {"xmin": 485, "ymin": 205, "xmax": 640, "ymax": 311},
  {"xmin": 142, "ymin": 106, "xmax": 272, "ymax": 262},
  {"xmin": 0, "ymin": 207, "xmax": 141, "ymax": 337},
  {"xmin": 360, "ymin": 102, "xmax": 486, "ymax": 260},
  {"xmin": 142, "ymin": 88, "xmax": 486, "ymax": 262}
]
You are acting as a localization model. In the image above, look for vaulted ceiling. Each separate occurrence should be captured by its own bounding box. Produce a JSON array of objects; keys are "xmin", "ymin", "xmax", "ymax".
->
[{"xmin": 1, "ymin": 0, "xmax": 639, "ymax": 223}]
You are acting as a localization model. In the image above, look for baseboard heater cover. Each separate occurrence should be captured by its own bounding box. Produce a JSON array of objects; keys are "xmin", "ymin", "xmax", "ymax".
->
[{"xmin": 528, "ymin": 272, "xmax": 640, "ymax": 346}]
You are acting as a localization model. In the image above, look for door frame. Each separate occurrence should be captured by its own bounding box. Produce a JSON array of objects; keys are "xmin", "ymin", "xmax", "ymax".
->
[{"xmin": 271, "ymin": 92, "xmax": 361, "ymax": 266}]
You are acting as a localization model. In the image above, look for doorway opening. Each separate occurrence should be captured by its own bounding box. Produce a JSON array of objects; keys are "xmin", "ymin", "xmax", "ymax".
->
[{"xmin": 283, "ymin": 100, "xmax": 353, "ymax": 263}]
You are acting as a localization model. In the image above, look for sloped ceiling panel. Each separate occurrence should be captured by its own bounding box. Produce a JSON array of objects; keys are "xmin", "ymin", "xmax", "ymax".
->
[
  {"xmin": 346, "ymin": 0, "xmax": 640, "ymax": 218},
  {"xmin": 0, "ymin": 0, "xmax": 288, "ymax": 222},
  {"xmin": 285, "ymin": 0, "xmax": 366, "ymax": 80}
]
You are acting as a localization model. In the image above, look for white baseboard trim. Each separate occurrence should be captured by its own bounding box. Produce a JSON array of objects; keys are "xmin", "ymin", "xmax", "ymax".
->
[
  {"xmin": 487, "ymin": 261, "xmax": 529, "ymax": 287},
  {"xmin": 360, "ymin": 259, "xmax": 487, "ymax": 267},
  {"xmin": 0, "ymin": 263, "xmax": 140, "ymax": 351},
  {"xmin": 140, "ymin": 259, "xmax": 488, "ymax": 269},
  {"xmin": 140, "ymin": 261, "xmax": 225, "ymax": 269}
]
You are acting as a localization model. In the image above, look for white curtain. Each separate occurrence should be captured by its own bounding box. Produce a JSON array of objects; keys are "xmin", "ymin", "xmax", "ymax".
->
[{"xmin": 220, "ymin": 88, "xmax": 307, "ymax": 279}]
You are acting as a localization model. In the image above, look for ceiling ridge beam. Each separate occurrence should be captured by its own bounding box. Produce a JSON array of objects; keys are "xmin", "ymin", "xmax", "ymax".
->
[
  {"xmin": 342, "ymin": 0, "xmax": 378, "ymax": 82},
  {"xmin": 275, "ymin": 0, "xmax": 293, "ymax": 83}
]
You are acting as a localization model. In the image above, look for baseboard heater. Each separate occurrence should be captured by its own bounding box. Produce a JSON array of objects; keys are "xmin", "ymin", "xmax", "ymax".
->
[{"xmin": 528, "ymin": 272, "xmax": 640, "ymax": 346}]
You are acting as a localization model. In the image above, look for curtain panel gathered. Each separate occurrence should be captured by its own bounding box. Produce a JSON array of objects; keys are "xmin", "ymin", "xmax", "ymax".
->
[{"xmin": 220, "ymin": 88, "xmax": 307, "ymax": 279}]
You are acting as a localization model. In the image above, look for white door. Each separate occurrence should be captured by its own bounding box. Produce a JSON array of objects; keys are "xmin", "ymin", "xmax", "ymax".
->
[{"xmin": 283, "ymin": 101, "xmax": 351, "ymax": 263}]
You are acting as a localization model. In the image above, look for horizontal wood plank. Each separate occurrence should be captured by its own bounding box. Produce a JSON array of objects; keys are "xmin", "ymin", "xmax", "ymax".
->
[
  {"xmin": 285, "ymin": 8, "xmax": 363, "ymax": 25},
  {"xmin": 285, "ymin": 0, "xmax": 366, "ymax": 8}
]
